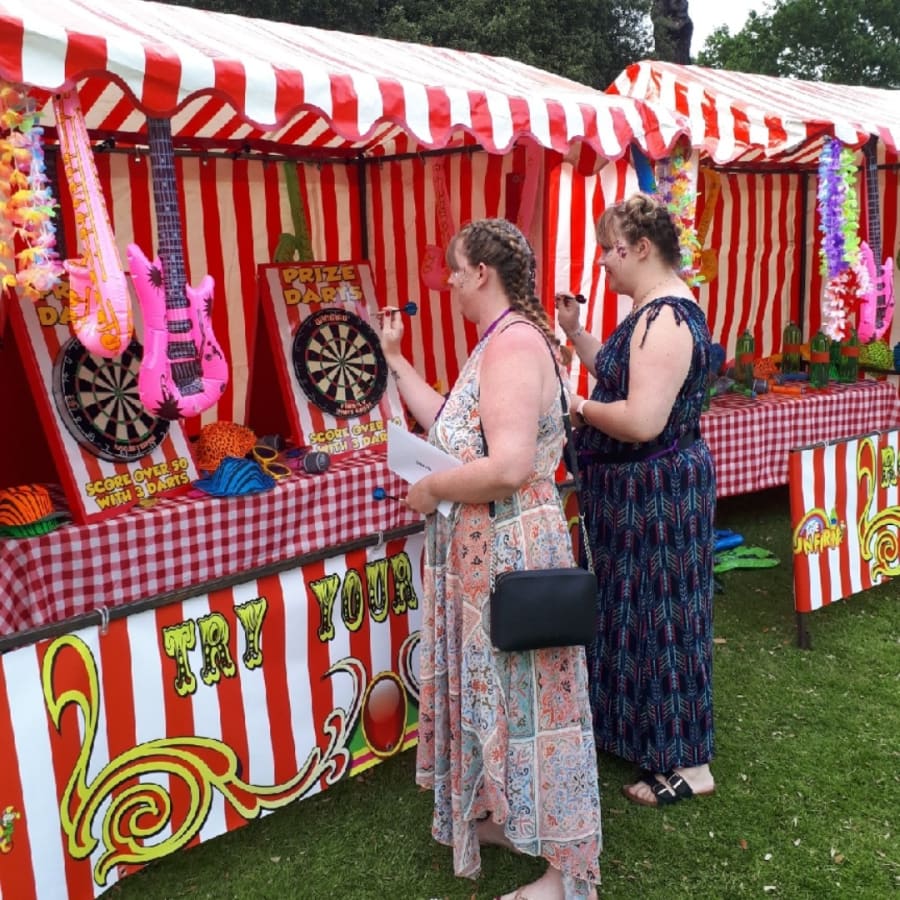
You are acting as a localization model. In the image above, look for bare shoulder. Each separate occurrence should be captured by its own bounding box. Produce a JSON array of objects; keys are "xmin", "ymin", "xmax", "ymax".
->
[{"xmin": 485, "ymin": 318, "xmax": 551, "ymax": 357}]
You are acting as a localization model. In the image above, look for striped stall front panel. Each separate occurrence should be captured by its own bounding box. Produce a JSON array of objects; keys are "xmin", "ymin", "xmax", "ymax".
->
[
  {"xmin": 789, "ymin": 429, "xmax": 900, "ymax": 613},
  {"xmin": 0, "ymin": 534, "xmax": 424, "ymax": 900}
]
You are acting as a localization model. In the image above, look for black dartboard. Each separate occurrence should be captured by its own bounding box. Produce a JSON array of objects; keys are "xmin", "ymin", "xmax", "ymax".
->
[
  {"xmin": 52, "ymin": 337, "xmax": 171, "ymax": 462},
  {"xmin": 291, "ymin": 308, "xmax": 387, "ymax": 418}
]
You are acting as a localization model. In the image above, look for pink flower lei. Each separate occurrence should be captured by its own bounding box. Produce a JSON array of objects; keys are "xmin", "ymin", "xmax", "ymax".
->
[
  {"xmin": 655, "ymin": 142, "xmax": 703, "ymax": 287},
  {"xmin": 817, "ymin": 137, "xmax": 863, "ymax": 340},
  {"xmin": 0, "ymin": 82, "xmax": 63, "ymax": 301}
]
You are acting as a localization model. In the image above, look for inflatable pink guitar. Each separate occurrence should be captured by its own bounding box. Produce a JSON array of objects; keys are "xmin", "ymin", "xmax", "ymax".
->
[
  {"xmin": 127, "ymin": 117, "xmax": 227, "ymax": 420},
  {"xmin": 857, "ymin": 242, "xmax": 894, "ymax": 343},
  {"xmin": 53, "ymin": 90, "xmax": 132, "ymax": 357},
  {"xmin": 857, "ymin": 138, "xmax": 895, "ymax": 343}
]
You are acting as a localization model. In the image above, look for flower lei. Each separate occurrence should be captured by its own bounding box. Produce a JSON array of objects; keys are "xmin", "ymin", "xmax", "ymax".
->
[
  {"xmin": 817, "ymin": 137, "xmax": 864, "ymax": 340},
  {"xmin": 655, "ymin": 142, "xmax": 703, "ymax": 286},
  {"xmin": 0, "ymin": 82, "xmax": 63, "ymax": 300}
]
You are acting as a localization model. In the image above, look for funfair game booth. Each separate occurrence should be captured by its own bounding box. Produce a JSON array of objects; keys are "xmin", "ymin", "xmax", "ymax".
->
[
  {"xmin": 592, "ymin": 62, "xmax": 900, "ymax": 635},
  {"xmin": 0, "ymin": 3, "xmax": 686, "ymax": 898},
  {"xmin": 549, "ymin": 60, "xmax": 900, "ymax": 498}
]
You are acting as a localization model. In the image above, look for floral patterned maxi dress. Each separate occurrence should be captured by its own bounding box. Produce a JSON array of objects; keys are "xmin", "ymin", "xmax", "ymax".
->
[{"xmin": 415, "ymin": 319, "xmax": 602, "ymax": 898}]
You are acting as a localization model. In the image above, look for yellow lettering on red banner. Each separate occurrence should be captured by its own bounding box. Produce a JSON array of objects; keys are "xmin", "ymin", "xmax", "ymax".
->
[
  {"xmin": 309, "ymin": 573, "xmax": 341, "ymax": 641},
  {"xmin": 341, "ymin": 569, "xmax": 365, "ymax": 632},
  {"xmin": 197, "ymin": 612, "xmax": 237, "ymax": 686},
  {"xmin": 880, "ymin": 446, "xmax": 897, "ymax": 488},
  {"xmin": 390, "ymin": 552, "xmax": 418, "ymax": 615},
  {"xmin": 365, "ymin": 558, "xmax": 390, "ymax": 623},
  {"xmin": 162, "ymin": 621, "xmax": 198, "ymax": 696},
  {"xmin": 234, "ymin": 597, "xmax": 267, "ymax": 669}
]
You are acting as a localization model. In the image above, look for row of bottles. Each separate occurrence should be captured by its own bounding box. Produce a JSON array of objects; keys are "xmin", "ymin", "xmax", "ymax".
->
[
  {"xmin": 733, "ymin": 324, "xmax": 860, "ymax": 391},
  {"xmin": 805, "ymin": 325, "xmax": 859, "ymax": 387}
]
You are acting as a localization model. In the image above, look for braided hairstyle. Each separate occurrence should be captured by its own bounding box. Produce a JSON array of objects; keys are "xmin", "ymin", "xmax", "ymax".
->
[
  {"xmin": 597, "ymin": 192, "xmax": 682, "ymax": 269},
  {"xmin": 448, "ymin": 218, "xmax": 569, "ymax": 363}
]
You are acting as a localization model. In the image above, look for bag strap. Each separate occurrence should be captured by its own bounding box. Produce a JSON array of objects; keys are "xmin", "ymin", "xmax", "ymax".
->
[{"xmin": 481, "ymin": 320, "xmax": 594, "ymax": 579}]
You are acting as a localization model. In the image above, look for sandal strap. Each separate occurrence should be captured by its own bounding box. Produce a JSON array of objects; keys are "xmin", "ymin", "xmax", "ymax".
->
[{"xmin": 659, "ymin": 771, "xmax": 695, "ymax": 802}]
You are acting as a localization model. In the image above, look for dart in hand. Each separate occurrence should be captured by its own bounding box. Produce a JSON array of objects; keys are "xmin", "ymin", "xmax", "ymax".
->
[
  {"xmin": 373, "ymin": 486, "xmax": 402, "ymax": 502},
  {"xmin": 379, "ymin": 302, "xmax": 418, "ymax": 316}
]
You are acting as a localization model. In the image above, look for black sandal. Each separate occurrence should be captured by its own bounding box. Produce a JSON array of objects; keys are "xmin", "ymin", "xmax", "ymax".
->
[{"xmin": 623, "ymin": 770, "xmax": 713, "ymax": 807}]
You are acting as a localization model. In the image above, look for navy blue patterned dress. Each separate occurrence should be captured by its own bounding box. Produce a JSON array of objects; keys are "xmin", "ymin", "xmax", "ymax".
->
[{"xmin": 576, "ymin": 296, "xmax": 716, "ymax": 772}]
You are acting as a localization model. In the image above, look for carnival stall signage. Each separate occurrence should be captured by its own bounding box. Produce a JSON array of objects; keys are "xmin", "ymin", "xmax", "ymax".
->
[
  {"xmin": 258, "ymin": 261, "xmax": 405, "ymax": 456},
  {"xmin": 8, "ymin": 278, "xmax": 197, "ymax": 524},
  {"xmin": 789, "ymin": 428, "xmax": 900, "ymax": 617},
  {"xmin": 0, "ymin": 533, "xmax": 423, "ymax": 900}
]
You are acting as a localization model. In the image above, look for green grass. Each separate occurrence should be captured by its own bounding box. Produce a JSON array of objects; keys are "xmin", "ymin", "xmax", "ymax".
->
[{"xmin": 102, "ymin": 487, "xmax": 900, "ymax": 899}]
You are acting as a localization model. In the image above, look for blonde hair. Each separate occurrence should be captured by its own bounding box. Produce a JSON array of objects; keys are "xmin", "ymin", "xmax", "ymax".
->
[{"xmin": 597, "ymin": 192, "xmax": 682, "ymax": 268}]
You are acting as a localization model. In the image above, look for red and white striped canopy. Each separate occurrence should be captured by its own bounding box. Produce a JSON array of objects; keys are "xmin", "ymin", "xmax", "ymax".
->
[
  {"xmin": 0, "ymin": 0, "xmax": 684, "ymax": 162},
  {"xmin": 610, "ymin": 60, "xmax": 900, "ymax": 168}
]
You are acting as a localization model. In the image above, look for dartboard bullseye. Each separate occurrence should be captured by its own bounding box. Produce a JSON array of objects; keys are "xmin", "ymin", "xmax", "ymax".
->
[
  {"xmin": 52, "ymin": 337, "xmax": 171, "ymax": 462},
  {"xmin": 292, "ymin": 308, "xmax": 388, "ymax": 418}
]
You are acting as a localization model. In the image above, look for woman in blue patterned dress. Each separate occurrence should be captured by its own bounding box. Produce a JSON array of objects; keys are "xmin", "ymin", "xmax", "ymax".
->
[
  {"xmin": 380, "ymin": 219, "xmax": 601, "ymax": 898},
  {"xmin": 559, "ymin": 193, "xmax": 716, "ymax": 807}
]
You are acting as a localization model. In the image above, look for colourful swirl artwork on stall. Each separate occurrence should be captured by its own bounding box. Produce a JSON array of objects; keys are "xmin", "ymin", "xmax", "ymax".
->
[
  {"xmin": 41, "ymin": 624, "xmax": 421, "ymax": 886},
  {"xmin": 43, "ymin": 634, "xmax": 376, "ymax": 885},
  {"xmin": 53, "ymin": 89, "xmax": 133, "ymax": 357},
  {"xmin": 0, "ymin": 81, "xmax": 63, "ymax": 300},
  {"xmin": 856, "ymin": 435, "xmax": 900, "ymax": 580}
]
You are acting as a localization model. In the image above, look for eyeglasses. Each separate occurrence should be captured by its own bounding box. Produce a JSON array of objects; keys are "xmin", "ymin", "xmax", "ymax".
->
[{"xmin": 250, "ymin": 444, "xmax": 293, "ymax": 480}]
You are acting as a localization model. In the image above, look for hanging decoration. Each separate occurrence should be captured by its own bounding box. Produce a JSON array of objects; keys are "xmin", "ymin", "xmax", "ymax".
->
[
  {"xmin": 817, "ymin": 137, "xmax": 865, "ymax": 340},
  {"xmin": 654, "ymin": 141, "xmax": 703, "ymax": 286},
  {"xmin": 0, "ymin": 82, "xmax": 63, "ymax": 300}
]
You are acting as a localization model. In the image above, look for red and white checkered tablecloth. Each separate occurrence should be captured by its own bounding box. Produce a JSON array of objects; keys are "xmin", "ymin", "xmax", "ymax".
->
[
  {"xmin": 701, "ymin": 380, "xmax": 900, "ymax": 498},
  {"xmin": 0, "ymin": 449, "xmax": 421, "ymax": 636}
]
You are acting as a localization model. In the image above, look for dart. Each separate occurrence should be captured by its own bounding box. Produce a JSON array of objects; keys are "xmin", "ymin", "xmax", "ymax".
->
[
  {"xmin": 372, "ymin": 486, "xmax": 402, "ymax": 502},
  {"xmin": 379, "ymin": 302, "xmax": 418, "ymax": 316}
]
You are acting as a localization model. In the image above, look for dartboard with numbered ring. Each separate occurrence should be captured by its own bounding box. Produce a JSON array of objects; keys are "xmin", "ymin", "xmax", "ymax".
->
[
  {"xmin": 291, "ymin": 308, "xmax": 387, "ymax": 418},
  {"xmin": 52, "ymin": 337, "xmax": 171, "ymax": 462}
]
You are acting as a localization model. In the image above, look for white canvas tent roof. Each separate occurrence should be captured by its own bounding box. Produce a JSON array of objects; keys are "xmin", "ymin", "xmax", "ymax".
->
[
  {"xmin": 0, "ymin": 0, "xmax": 685, "ymax": 162},
  {"xmin": 610, "ymin": 60, "xmax": 900, "ymax": 168}
]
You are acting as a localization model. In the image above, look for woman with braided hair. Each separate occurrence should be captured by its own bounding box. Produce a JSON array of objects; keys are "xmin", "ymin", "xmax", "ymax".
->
[{"xmin": 378, "ymin": 218, "xmax": 601, "ymax": 899}]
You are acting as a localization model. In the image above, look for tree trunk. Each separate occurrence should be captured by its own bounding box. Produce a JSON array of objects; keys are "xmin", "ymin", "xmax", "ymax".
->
[{"xmin": 652, "ymin": 0, "xmax": 693, "ymax": 63}]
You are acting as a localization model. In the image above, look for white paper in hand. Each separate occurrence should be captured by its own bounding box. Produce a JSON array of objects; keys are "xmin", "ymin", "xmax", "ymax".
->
[{"xmin": 386, "ymin": 421, "xmax": 462, "ymax": 517}]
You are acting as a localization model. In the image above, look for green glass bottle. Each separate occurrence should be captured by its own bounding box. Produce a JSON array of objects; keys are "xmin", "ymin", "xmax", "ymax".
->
[
  {"xmin": 840, "ymin": 327, "xmax": 860, "ymax": 383},
  {"xmin": 828, "ymin": 335, "xmax": 843, "ymax": 380},
  {"xmin": 809, "ymin": 330, "xmax": 830, "ymax": 388},
  {"xmin": 735, "ymin": 330, "xmax": 755, "ymax": 388},
  {"xmin": 781, "ymin": 321, "xmax": 802, "ymax": 375}
]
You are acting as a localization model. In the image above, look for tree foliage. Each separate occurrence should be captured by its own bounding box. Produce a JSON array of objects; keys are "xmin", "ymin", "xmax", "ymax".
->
[
  {"xmin": 161, "ymin": 0, "xmax": 655, "ymax": 89},
  {"xmin": 697, "ymin": 0, "xmax": 900, "ymax": 88}
]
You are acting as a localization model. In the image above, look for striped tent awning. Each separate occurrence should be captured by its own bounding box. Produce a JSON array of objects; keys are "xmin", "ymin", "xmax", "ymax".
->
[
  {"xmin": 610, "ymin": 60, "xmax": 900, "ymax": 169},
  {"xmin": 0, "ymin": 0, "xmax": 685, "ymax": 162}
]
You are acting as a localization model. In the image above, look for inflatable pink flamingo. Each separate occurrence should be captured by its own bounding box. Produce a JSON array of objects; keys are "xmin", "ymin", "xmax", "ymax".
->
[{"xmin": 53, "ymin": 90, "xmax": 132, "ymax": 356}]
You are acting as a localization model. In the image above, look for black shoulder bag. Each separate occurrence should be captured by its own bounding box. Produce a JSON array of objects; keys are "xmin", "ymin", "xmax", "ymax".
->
[{"xmin": 486, "ymin": 343, "xmax": 598, "ymax": 652}]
